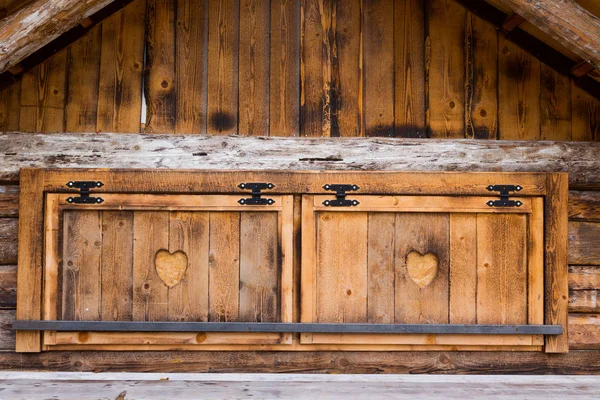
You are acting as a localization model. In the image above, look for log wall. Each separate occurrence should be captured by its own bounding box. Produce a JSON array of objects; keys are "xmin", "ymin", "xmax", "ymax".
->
[{"xmin": 0, "ymin": 0, "xmax": 599, "ymax": 139}]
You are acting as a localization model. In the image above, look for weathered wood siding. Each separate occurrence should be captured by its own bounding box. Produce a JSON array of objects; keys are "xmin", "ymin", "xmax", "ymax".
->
[{"xmin": 0, "ymin": 0, "xmax": 599, "ymax": 139}]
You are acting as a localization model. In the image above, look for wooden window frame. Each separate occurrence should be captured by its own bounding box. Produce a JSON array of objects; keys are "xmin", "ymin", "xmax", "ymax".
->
[{"xmin": 16, "ymin": 169, "xmax": 568, "ymax": 353}]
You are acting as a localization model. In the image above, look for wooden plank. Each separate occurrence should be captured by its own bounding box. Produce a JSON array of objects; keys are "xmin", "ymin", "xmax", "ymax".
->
[
  {"xmin": 569, "ymin": 290, "xmax": 600, "ymax": 313},
  {"xmin": 62, "ymin": 211, "xmax": 102, "ymax": 321},
  {"xmin": 144, "ymin": 0, "xmax": 176, "ymax": 133},
  {"xmin": 0, "ymin": 79, "xmax": 20, "ymax": 131},
  {"xmin": 269, "ymin": 0, "xmax": 300, "ymax": 137},
  {"xmin": 132, "ymin": 211, "xmax": 169, "ymax": 321},
  {"xmin": 465, "ymin": 14, "xmax": 497, "ymax": 139},
  {"xmin": 498, "ymin": 37, "xmax": 540, "ymax": 140},
  {"xmin": 545, "ymin": 172, "xmax": 569, "ymax": 353},
  {"xmin": 315, "ymin": 212, "xmax": 368, "ymax": 323},
  {"xmin": 569, "ymin": 221, "xmax": 600, "ymax": 265},
  {"xmin": 571, "ymin": 83, "xmax": 600, "ymax": 142},
  {"xmin": 364, "ymin": 0, "xmax": 394, "ymax": 137},
  {"xmin": 366, "ymin": 213, "xmax": 395, "ymax": 323},
  {"xmin": 239, "ymin": 212, "xmax": 279, "ymax": 322},
  {"xmin": 0, "ymin": 264, "xmax": 16, "ymax": 309},
  {"xmin": 0, "ymin": 218, "xmax": 17, "ymax": 266},
  {"xmin": 101, "ymin": 211, "xmax": 133, "ymax": 321},
  {"xmin": 394, "ymin": 0, "xmax": 425, "ymax": 138},
  {"xmin": 569, "ymin": 191, "xmax": 600, "ymax": 221},
  {"xmin": 175, "ymin": 0, "xmax": 208, "ymax": 134},
  {"xmin": 238, "ymin": 0, "xmax": 270, "ymax": 136},
  {"xmin": 0, "ymin": 186, "xmax": 18, "ymax": 218},
  {"xmin": 529, "ymin": 198, "xmax": 545, "ymax": 331},
  {"xmin": 394, "ymin": 213, "xmax": 449, "ymax": 324},
  {"xmin": 477, "ymin": 214, "xmax": 527, "ymax": 324},
  {"xmin": 19, "ymin": 51, "xmax": 67, "ymax": 132},
  {"xmin": 449, "ymin": 214, "xmax": 477, "ymax": 324},
  {"xmin": 427, "ymin": 0, "xmax": 465, "ymax": 138},
  {"xmin": 97, "ymin": 0, "xmax": 146, "ymax": 133},
  {"xmin": 300, "ymin": 0, "xmax": 331, "ymax": 137},
  {"xmin": 540, "ymin": 63, "xmax": 571, "ymax": 140},
  {"xmin": 65, "ymin": 26, "xmax": 102, "ymax": 132},
  {"xmin": 208, "ymin": 212, "xmax": 240, "ymax": 322},
  {"xmin": 2, "ymin": 135, "xmax": 600, "ymax": 189},
  {"xmin": 42, "ymin": 194, "xmax": 59, "ymax": 321},
  {"xmin": 300, "ymin": 195, "xmax": 317, "ymax": 343},
  {"xmin": 168, "ymin": 211, "xmax": 209, "ymax": 322},
  {"xmin": 15, "ymin": 168, "xmax": 43, "ymax": 351},
  {"xmin": 569, "ymin": 266, "xmax": 600, "ymax": 290},
  {"xmin": 569, "ymin": 314, "xmax": 600, "ymax": 349},
  {"xmin": 207, "ymin": 0, "xmax": 239, "ymax": 135},
  {"xmin": 0, "ymin": 309, "xmax": 15, "ymax": 350}
]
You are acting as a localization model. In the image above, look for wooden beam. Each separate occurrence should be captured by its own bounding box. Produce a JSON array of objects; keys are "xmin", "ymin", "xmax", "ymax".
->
[
  {"xmin": 0, "ymin": 133, "xmax": 599, "ymax": 189},
  {"xmin": 0, "ymin": 0, "xmax": 117, "ymax": 74},
  {"xmin": 498, "ymin": 0, "xmax": 600, "ymax": 70}
]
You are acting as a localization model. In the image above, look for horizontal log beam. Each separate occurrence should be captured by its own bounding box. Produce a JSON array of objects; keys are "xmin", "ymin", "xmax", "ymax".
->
[{"xmin": 1, "ymin": 133, "xmax": 599, "ymax": 189}]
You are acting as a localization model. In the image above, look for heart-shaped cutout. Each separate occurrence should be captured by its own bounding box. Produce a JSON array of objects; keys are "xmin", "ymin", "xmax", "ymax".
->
[
  {"xmin": 155, "ymin": 249, "xmax": 188, "ymax": 288},
  {"xmin": 406, "ymin": 250, "xmax": 438, "ymax": 289}
]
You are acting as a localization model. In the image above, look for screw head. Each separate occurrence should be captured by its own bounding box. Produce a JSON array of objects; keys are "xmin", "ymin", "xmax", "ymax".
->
[
  {"xmin": 267, "ymin": 183, "xmax": 274, "ymax": 189},
  {"xmin": 516, "ymin": 185, "xmax": 522, "ymax": 191},
  {"xmin": 67, "ymin": 181, "xmax": 74, "ymax": 187},
  {"xmin": 487, "ymin": 200, "xmax": 494, "ymax": 207},
  {"xmin": 323, "ymin": 200, "xmax": 330, "ymax": 206},
  {"xmin": 239, "ymin": 183, "xmax": 246, "ymax": 189},
  {"xmin": 352, "ymin": 200, "xmax": 359, "ymax": 206},
  {"xmin": 516, "ymin": 201, "xmax": 522, "ymax": 207},
  {"xmin": 352, "ymin": 185, "xmax": 358, "ymax": 191},
  {"xmin": 323, "ymin": 184, "xmax": 330, "ymax": 190},
  {"xmin": 487, "ymin": 185, "xmax": 494, "ymax": 191},
  {"xmin": 268, "ymin": 199, "xmax": 275, "ymax": 205},
  {"xmin": 238, "ymin": 199, "xmax": 245, "ymax": 205}
]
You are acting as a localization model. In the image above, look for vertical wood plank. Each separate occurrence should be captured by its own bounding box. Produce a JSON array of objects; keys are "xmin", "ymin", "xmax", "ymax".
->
[
  {"xmin": 466, "ymin": 14, "xmax": 498, "ymax": 140},
  {"xmin": 0, "ymin": 79, "xmax": 20, "ymax": 131},
  {"xmin": 144, "ymin": 0, "xmax": 176, "ymax": 133},
  {"xmin": 97, "ymin": 0, "xmax": 146, "ymax": 133},
  {"xmin": 540, "ymin": 64, "xmax": 571, "ymax": 140},
  {"xmin": 132, "ymin": 211, "xmax": 169, "ymax": 321},
  {"xmin": 498, "ymin": 37, "xmax": 540, "ymax": 140},
  {"xmin": 331, "ymin": 0, "xmax": 361, "ymax": 137},
  {"xmin": 101, "ymin": 211, "xmax": 133, "ymax": 321},
  {"xmin": 529, "ymin": 198, "xmax": 544, "ymax": 328},
  {"xmin": 239, "ymin": 212, "xmax": 279, "ymax": 322},
  {"xmin": 545, "ymin": 173, "xmax": 569, "ymax": 353},
  {"xmin": 476, "ymin": 214, "xmax": 527, "ymax": 324},
  {"xmin": 62, "ymin": 211, "xmax": 103, "ymax": 321},
  {"xmin": 239, "ymin": 0, "xmax": 270, "ymax": 136},
  {"xmin": 300, "ymin": 195, "xmax": 316, "ymax": 343},
  {"xmin": 316, "ymin": 212, "xmax": 368, "ymax": 323},
  {"xmin": 16, "ymin": 170, "xmax": 44, "ymax": 352},
  {"xmin": 367, "ymin": 213, "xmax": 395, "ymax": 323},
  {"xmin": 394, "ymin": 0, "xmax": 425, "ymax": 138},
  {"xmin": 571, "ymin": 82, "xmax": 599, "ymax": 142},
  {"xmin": 207, "ymin": 0, "xmax": 240, "ymax": 135},
  {"xmin": 364, "ymin": 0, "xmax": 394, "ymax": 137},
  {"xmin": 43, "ymin": 195, "xmax": 60, "ymax": 321},
  {"xmin": 168, "ymin": 211, "xmax": 209, "ymax": 322},
  {"xmin": 65, "ymin": 26, "xmax": 102, "ymax": 132},
  {"xmin": 176, "ymin": 0, "xmax": 208, "ymax": 134},
  {"xmin": 301, "ymin": 0, "xmax": 332, "ymax": 137},
  {"xmin": 19, "ymin": 51, "xmax": 67, "ymax": 132},
  {"xmin": 395, "ymin": 213, "xmax": 450, "ymax": 324},
  {"xmin": 208, "ymin": 212, "xmax": 240, "ymax": 322},
  {"xmin": 270, "ymin": 0, "xmax": 300, "ymax": 137},
  {"xmin": 427, "ymin": 0, "xmax": 465, "ymax": 138},
  {"xmin": 449, "ymin": 213, "xmax": 477, "ymax": 324}
]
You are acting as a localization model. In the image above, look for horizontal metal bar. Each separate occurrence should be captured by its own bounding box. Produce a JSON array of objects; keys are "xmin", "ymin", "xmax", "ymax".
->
[{"xmin": 12, "ymin": 321, "xmax": 562, "ymax": 335}]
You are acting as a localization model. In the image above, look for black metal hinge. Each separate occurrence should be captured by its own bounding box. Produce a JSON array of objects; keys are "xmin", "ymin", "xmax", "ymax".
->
[
  {"xmin": 486, "ymin": 184, "xmax": 523, "ymax": 207},
  {"xmin": 322, "ymin": 184, "xmax": 360, "ymax": 207},
  {"xmin": 237, "ymin": 183, "xmax": 275, "ymax": 205},
  {"xmin": 66, "ymin": 181, "xmax": 104, "ymax": 204}
]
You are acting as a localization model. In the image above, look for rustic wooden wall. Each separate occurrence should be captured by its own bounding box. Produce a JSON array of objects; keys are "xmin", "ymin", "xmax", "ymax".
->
[{"xmin": 0, "ymin": 0, "xmax": 599, "ymax": 139}]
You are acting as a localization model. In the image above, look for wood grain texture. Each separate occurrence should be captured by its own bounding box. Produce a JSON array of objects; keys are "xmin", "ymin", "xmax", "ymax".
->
[
  {"xmin": 569, "ymin": 191, "xmax": 600, "ymax": 221},
  {"xmin": 0, "ymin": 78, "xmax": 20, "ymax": 131},
  {"xmin": 569, "ymin": 266, "xmax": 600, "ymax": 291},
  {"xmin": 239, "ymin": 0, "xmax": 270, "ymax": 136},
  {"xmin": 0, "ymin": 218, "xmax": 17, "ymax": 265},
  {"xmin": 175, "ymin": 0, "xmax": 208, "ymax": 134},
  {"xmin": 569, "ymin": 290, "xmax": 600, "ymax": 313},
  {"xmin": 569, "ymin": 314, "xmax": 600, "ymax": 349},
  {"xmin": 207, "ymin": 0, "xmax": 239, "ymax": 135},
  {"xmin": 367, "ymin": 213, "xmax": 395, "ymax": 323},
  {"xmin": 449, "ymin": 214, "xmax": 477, "ymax": 323},
  {"xmin": 269, "ymin": 0, "xmax": 300, "ymax": 137},
  {"xmin": 97, "ymin": 0, "xmax": 146, "ymax": 133},
  {"xmin": 572, "ymin": 83, "xmax": 599, "ymax": 141},
  {"xmin": 540, "ymin": 63, "xmax": 571, "ymax": 140},
  {"xmin": 498, "ymin": 37, "xmax": 540, "ymax": 140},
  {"xmin": 0, "ymin": 265, "xmax": 16, "ymax": 309},
  {"xmin": 569, "ymin": 221, "xmax": 600, "ymax": 265},
  {"xmin": 0, "ymin": 186, "xmax": 18, "ymax": 218}
]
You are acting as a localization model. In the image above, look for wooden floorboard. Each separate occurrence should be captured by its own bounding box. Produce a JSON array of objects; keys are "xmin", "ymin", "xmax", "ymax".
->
[{"xmin": 0, "ymin": 373, "xmax": 599, "ymax": 399}]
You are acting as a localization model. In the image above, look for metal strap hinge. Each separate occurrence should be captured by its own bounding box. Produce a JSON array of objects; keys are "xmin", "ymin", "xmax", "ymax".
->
[
  {"xmin": 322, "ymin": 184, "xmax": 360, "ymax": 207},
  {"xmin": 66, "ymin": 181, "xmax": 104, "ymax": 204},
  {"xmin": 486, "ymin": 184, "xmax": 523, "ymax": 207},
  {"xmin": 237, "ymin": 183, "xmax": 275, "ymax": 205}
]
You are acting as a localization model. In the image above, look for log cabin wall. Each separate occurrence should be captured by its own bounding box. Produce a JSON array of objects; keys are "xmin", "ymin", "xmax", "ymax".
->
[{"xmin": 0, "ymin": 0, "xmax": 599, "ymax": 372}]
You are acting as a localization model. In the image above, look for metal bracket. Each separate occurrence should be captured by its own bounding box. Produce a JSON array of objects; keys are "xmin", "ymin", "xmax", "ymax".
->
[
  {"xmin": 322, "ymin": 184, "xmax": 360, "ymax": 207},
  {"xmin": 486, "ymin": 184, "xmax": 523, "ymax": 207},
  {"xmin": 66, "ymin": 181, "xmax": 104, "ymax": 204},
  {"xmin": 237, "ymin": 183, "xmax": 275, "ymax": 205}
]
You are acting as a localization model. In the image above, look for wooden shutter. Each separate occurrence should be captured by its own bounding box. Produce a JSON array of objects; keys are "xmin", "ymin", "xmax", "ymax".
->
[
  {"xmin": 42, "ymin": 193, "xmax": 293, "ymax": 349},
  {"xmin": 300, "ymin": 195, "xmax": 545, "ymax": 350}
]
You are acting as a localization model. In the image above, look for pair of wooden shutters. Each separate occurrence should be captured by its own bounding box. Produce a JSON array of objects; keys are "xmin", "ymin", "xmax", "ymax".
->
[{"xmin": 15, "ymin": 170, "xmax": 569, "ymax": 353}]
